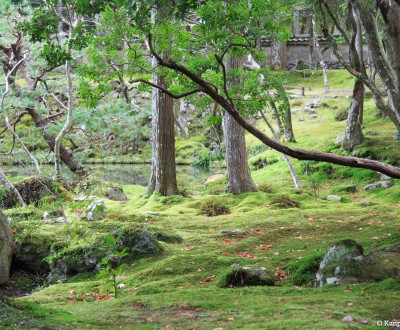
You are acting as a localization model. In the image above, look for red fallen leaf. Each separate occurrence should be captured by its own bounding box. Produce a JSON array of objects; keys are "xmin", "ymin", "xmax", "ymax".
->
[
  {"xmin": 275, "ymin": 281, "xmax": 281, "ymax": 286},
  {"xmin": 205, "ymin": 276, "xmax": 214, "ymax": 282},
  {"xmin": 199, "ymin": 281, "xmax": 206, "ymax": 286},
  {"xmin": 239, "ymin": 252, "xmax": 256, "ymax": 258},
  {"xmin": 293, "ymin": 296, "xmax": 299, "ymax": 301},
  {"xmin": 133, "ymin": 301, "xmax": 143, "ymax": 308},
  {"xmin": 254, "ymin": 244, "xmax": 273, "ymax": 251},
  {"xmin": 223, "ymin": 252, "xmax": 229, "ymax": 256},
  {"xmin": 370, "ymin": 236, "xmax": 379, "ymax": 240},
  {"xmin": 12, "ymin": 229, "xmax": 17, "ymax": 234},
  {"xmin": 67, "ymin": 299, "xmax": 77, "ymax": 303}
]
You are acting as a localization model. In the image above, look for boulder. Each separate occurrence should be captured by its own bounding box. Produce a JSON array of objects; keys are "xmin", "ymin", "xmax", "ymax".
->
[
  {"xmin": 126, "ymin": 231, "xmax": 163, "ymax": 257},
  {"xmin": 14, "ymin": 242, "xmax": 51, "ymax": 274},
  {"xmin": 363, "ymin": 180, "xmax": 395, "ymax": 191},
  {"xmin": 314, "ymin": 240, "xmax": 364, "ymax": 287},
  {"xmin": 0, "ymin": 178, "xmax": 53, "ymax": 209},
  {"xmin": 105, "ymin": 187, "xmax": 128, "ymax": 201},
  {"xmin": 315, "ymin": 240, "xmax": 400, "ymax": 287},
  {"xmin": 0, "ymin": 210, "xmax": 13, "ymax": 284}
]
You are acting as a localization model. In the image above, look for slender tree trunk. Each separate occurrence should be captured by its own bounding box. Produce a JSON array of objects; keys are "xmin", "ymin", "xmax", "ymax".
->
[
  {"xmin": 26, "ymin": 108, "xmax": 86, "ymax": 176},
  {"xmin": 0, "ymin": 167, "xmax": 26, "ymax": 207},
  {"xmin": 223, "ymin": 55, "xmax": 257, "ymax": 194},
  {"xmin": 312, "ymin": 16, "xmax": 330, "ymax": 93},
  {"xmin": 54, "ymin": 58, "xmax": 73, "ymax": 178},
  {"xmin": 146, "ymin": 7, "xmax": 178, "ymax": 196},
  {"xmin": 260, "ymin": 111, "xmax": 301, "ymax": 190},
  {"xmin": 351, "ymin": 0, "xmax": 400, "ymax": 125},
  {"xmin": 342, "ymin": 2, "xmax": 364, "ymax": 151}
]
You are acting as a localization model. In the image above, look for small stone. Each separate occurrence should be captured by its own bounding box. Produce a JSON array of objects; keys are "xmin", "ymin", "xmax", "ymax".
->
[
  {"xmin": 361, "ymin": 200, "xmax": 372, "ymax": 206},
  {"xmin": 327, "ymin": 195, "xmax": 342, "ymax": 202},
  {"xmin": 357, "ymin": 319, "xmax": 369, "ymax": 325},
  {"xmin": 342, "ymin": 315, "xmax": 353, "ymax": 323},
  {"xmin": 146, "ymin": 211, "xmax": 160, "ymax": 216},
  {"xmin": 310, "ymin": 114, "xmax": 318, "ymax": 118}
]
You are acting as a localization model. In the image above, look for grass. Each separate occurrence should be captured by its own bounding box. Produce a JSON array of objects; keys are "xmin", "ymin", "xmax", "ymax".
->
[{"xmin": 1, "ymin": 70, "xmax": 400, "ymax": 329}]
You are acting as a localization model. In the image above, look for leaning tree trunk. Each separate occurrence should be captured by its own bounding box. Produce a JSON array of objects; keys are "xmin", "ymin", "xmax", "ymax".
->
[
  {"xmin": 342, "ymin": 2, "xmax": 364, "ymax": 151},
  {"xmin": 223, "ymin": 55, "xmax": 257, "ymax": 194},
  {"xmin": 0, "ymin": 167, "xmax": 26, "ymax": 207},
  {"xmin": 146, "ymin": 8, "xmax": 178, "ymax": 196},
  {"xmin": 351, "ymin": 0, "xmax": 400, "ymax": 126},
  {"xmin": 26, "ymin": 108, "xmax": 86, "ymax": 176}
]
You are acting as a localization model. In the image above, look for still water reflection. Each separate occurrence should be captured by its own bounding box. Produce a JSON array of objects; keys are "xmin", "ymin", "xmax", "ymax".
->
[{"xmin": 4, "ymin": 164, "xmax": 222, "ymax": 187}]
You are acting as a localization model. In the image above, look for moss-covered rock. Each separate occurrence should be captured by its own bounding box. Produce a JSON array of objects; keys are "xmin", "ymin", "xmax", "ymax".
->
[
  {"xmin": 315, "ymin": 240, "xmax": 400, "ymax": 287},
  {"xmin": 0, "ymin": 210, "xmax": 13, "ymax": 285},
  {"xmin": 220, "ymin": 267, "xmax": 276, "ymax": 287}
]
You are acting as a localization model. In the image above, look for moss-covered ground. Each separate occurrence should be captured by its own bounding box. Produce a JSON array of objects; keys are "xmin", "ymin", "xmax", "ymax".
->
[{"xmin": 1, "ymin": 70, "xmax": 400, "ymax": 329}]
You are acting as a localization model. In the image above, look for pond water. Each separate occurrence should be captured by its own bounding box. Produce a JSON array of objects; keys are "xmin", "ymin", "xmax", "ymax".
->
[{"xmin": 4, "ymin": 164, "xmax": 223, "ymax": 187}]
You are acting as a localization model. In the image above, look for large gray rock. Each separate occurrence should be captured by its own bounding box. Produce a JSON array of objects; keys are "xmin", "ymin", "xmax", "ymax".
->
[
  {"xmin": 128, "ymin": 231, "xmax": 163, "ymax": 257},
  {"xmin": 315, "ymin": 240, "xmax": 400, "ymax": 287},
  {"xmin": 105, "ymin": 187, "xmax": 127, "ymax": 201},
  {"xmin": 362, "ymin": 180, "xmax": 395, "ymax": 191},
  {"xmin": 0, "ymin": 210, "xmax": 13, "ymax": 284}
]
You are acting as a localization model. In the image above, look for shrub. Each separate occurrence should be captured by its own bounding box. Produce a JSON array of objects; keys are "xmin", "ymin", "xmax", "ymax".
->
[
  {"xmin": 334, "ymin": 107, "xmax": 348, "ymax": 121},
  {"xmin": 270, "ymin": 195, "xmax": 299, "ymax": 208},
  {"xmin": 199, "ymin": 199, "xmax": 230, "ymax": 216}
]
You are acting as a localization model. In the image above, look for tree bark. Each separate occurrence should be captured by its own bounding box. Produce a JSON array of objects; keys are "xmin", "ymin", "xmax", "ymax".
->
[
  {"xmin": 342, "ymin": 2, "xmax": 364, "ymax": 151},
  {"xmin": 223, "ymin": 55, "xmax": 257, "ymax": 194},
  {"xmin": 146, "ymin": 8, "xmax": 178, "ymax": 196}
]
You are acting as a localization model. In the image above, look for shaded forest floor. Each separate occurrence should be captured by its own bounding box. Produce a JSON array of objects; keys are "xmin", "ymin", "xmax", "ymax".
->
[{"xmin": 1, "ymin": 70, "xmax": 400, "ymax": 329}]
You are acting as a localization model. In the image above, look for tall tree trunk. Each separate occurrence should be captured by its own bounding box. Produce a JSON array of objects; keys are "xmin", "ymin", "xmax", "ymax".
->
[
  {"xmin": 342, "ymin": 2, "xmax": 364, "ymax": 151},
  {"xmin": 146, "ymin": 8, "xmax": 178, "ymax": 196},
  {"xmin": 223, "ymin": 55, "xmax": 257, "ymax": 194}
]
